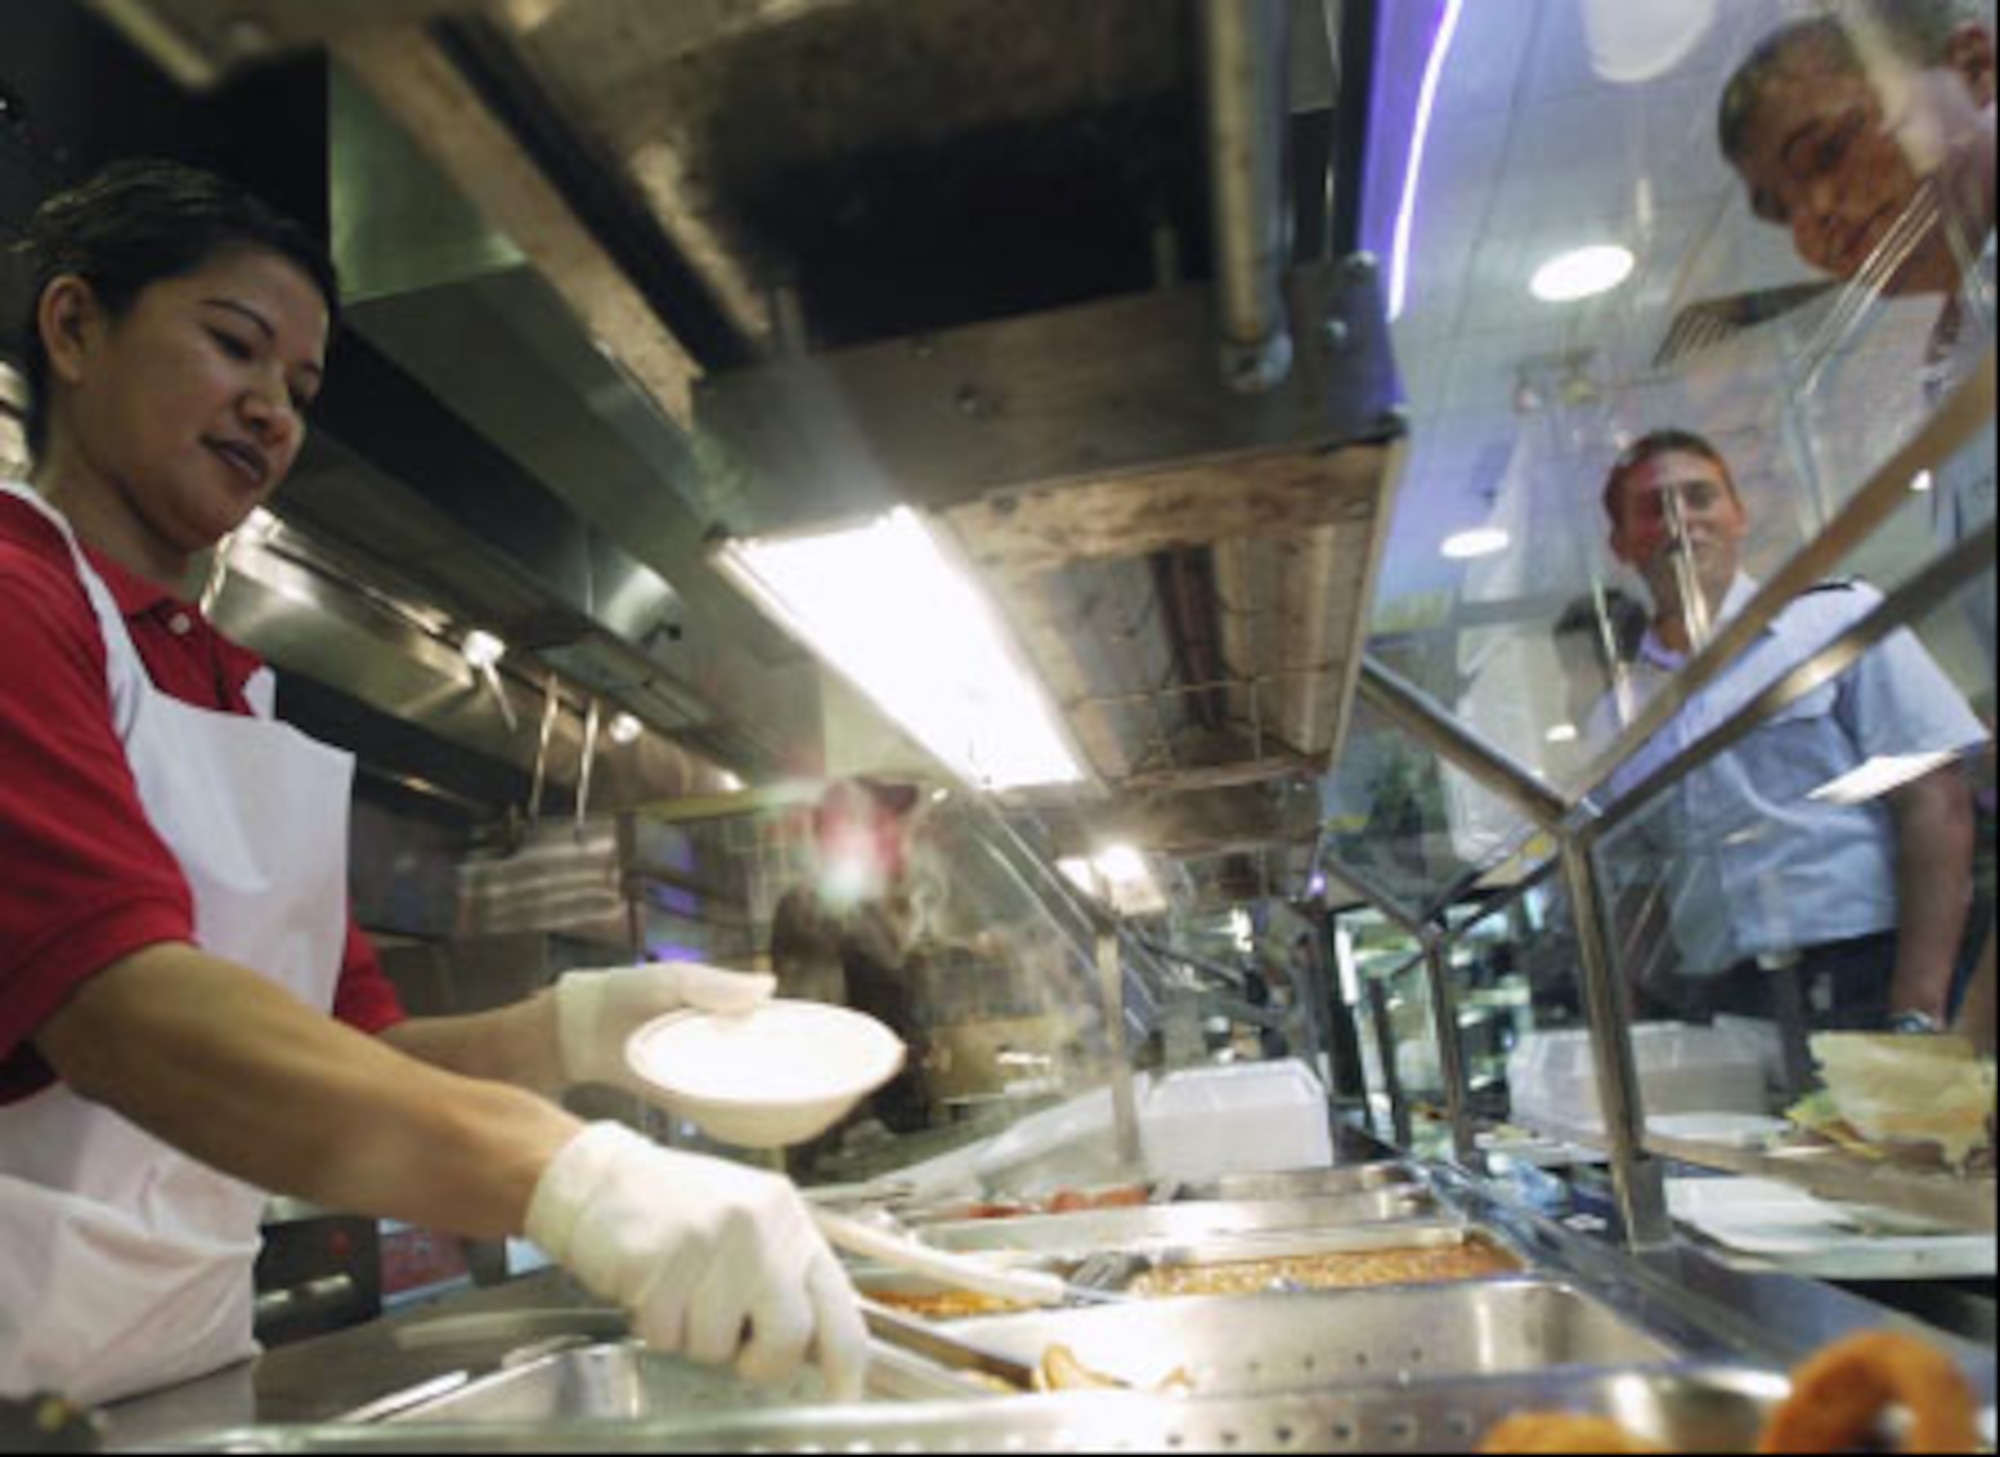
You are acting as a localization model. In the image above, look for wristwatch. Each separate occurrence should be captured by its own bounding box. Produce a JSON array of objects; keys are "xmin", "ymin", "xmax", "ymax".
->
[{"xmin": 1888, "ymin": 1010, "xmax": 1944, "ymax": 1036}]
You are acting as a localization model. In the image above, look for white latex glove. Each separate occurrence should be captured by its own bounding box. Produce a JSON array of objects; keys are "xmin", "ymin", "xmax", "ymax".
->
[
  {"xmin": 527, "ymin": 1122, "xmax": 869, "ymax": 1397},
  {"xmin": 554, "ymin": 962, "xmax": 774, "ymax": 1093}
]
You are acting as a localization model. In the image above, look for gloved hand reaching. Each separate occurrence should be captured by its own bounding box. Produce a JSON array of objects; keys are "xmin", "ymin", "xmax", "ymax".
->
[
  {"xmin": 527, "ymin": 1123, "xmax": 869, "ymax": 1397},
  {"xmin": 554, "ymin": 962, "xmax": 774, "ymax": 1094}
]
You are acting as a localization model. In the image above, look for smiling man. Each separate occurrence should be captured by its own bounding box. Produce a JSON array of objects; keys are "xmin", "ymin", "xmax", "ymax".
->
[{"xmin": 1589, "ymin": 430, "xmax": 1985, "ymax": 1091}]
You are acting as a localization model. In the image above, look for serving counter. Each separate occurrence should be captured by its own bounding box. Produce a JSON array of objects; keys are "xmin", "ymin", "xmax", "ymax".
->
[{"xmin": 91, "ymin": 1157, "xmax": 1994, "ymax": 1454}]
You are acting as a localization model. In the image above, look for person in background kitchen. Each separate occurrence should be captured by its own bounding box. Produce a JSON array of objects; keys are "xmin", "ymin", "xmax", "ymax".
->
[
  {"xmin": 770, "ymin": 778, "xmax": 937, "ymax": 1144},
  {"xmin": 0, "ymin": 159, "xmax": 866, "ymax": 1408},
  {"xmin": 1586, "ymin": 429, "xmax": 1987, "ymax": 1093}
]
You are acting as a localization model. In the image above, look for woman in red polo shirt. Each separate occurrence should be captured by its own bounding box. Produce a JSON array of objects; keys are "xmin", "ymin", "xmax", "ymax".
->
[{"xmin": 0, "ymin": 159, "xmax": 863, "ymax": 1407}]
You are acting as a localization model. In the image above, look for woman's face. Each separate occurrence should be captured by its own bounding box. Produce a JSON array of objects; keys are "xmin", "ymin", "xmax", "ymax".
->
[{"xmin": 58, "ymin": 246, "xmax": 328, "ymax": 558}]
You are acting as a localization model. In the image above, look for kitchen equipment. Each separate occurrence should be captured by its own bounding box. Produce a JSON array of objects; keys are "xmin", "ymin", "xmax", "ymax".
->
[
  {"xmin": 917, "ymin": 1194, "xmax": 1444, "ymax": 1261},
  {"xmin": 946, "ymin": 1278, "xmax": 1679, "ymax": 1395},
  {"xmin": 855, "ymin": 1300, "xmax": 1037, "ymax": 1392},
  {"xmin": 810, "ymin": 1207, "xmax": 1090, "ymax": 1310},
  {"xmin": 624, "ymin": 1001, "xmax": 905, "ymax": 1149}
]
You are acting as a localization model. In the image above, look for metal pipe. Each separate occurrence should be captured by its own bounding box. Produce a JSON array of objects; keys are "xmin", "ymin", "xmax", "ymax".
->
[
  {"xmin": 1559, "ymin": 839, "xmax": 1673, "ymax": 1250},
  {"xmin": 575, "ymin": 696, "xmax": 602, "ymax": 837},
  {"xmin": 1097, "ymin": 930, "xmax": 1145, "ymax": 1171},
  {"xmin": 1367, "ymin": 977, "xmax": 1414, "ymax": 1148},
  {"xmin": 1358, "ymin": 658, "xmax": 1574, "ymax": 832},
  {"xmin": 1421, "ymin": 930, "xmax": 1479, "ymax": 1168},
  {"xmin": 1201, "ymin": 0, "xmax": 1295, "ymax": 393}
]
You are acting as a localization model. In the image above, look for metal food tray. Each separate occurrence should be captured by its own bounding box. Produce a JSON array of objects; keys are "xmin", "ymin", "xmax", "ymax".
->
[
  {"xmin": 917, "ymin": 1189, "xmax": 1439, "ymax": 1259},
  {"xmin": 170, "ymin": 1364, "xmax": 1795, "ymax": 1452},
  {"xmin": 1168, "ymin": 1161, "xmax": 1429, "ymax": 1204},
  {"xmin": 944, "ymin": 1277, "xmax": 1678, "ymax": 1395}
]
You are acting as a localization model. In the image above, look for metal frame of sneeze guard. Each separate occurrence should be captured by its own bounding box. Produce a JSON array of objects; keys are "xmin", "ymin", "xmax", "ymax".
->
[{"xmin": 1325, "ymin": 347, "xmax": 1997, "ymax": 1253}]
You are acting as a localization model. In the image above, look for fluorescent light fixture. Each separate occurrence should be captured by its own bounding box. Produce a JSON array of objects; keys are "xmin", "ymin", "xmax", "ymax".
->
[
  {"xmin": 1441, "ymin": 527, "xmax": 1511, "ymax": 561},
  {"xmin": 1059, "ymin": 845, "xmax": 1169, "ymax": 918},
  {"xmin": 461, "ymin": 629, "xmax": 508, "ymax": 671},
  {"xmin": 1389, "ymin": 0, "xmax": 1467, "ymax": 322},
  {"xmin": 715, "ymin": 508, "xmax": 1085, "ymax": 792},
  {"xmin": 608, "ymin": 712, "xmax": 644, "ymax": 746},
  {"xmin": 1545, "ymin": 723, "xmax": 1580, "ymax": 745},
  {"xmin": 1810, "ymin": 751, "xmax": 1961, "ymax": 807},
  {"xmin": 1531, "ymin": 245, "xmax": 1636, "ymax": 303},
  {"xmin": 1912, "ymin": 470, "xmax": 1935, "ymax": 494}
]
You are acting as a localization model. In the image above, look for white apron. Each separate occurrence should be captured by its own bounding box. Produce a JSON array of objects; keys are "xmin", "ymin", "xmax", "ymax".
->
[{"xmin": 0, "ymin": 482, "xmax": 355, "ymax": 1406}]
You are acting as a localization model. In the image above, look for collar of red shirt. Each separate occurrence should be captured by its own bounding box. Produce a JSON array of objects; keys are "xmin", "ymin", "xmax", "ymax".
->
[{"xmin": 77, "ymin": 539, "xmax": 266, "ymax": 696}]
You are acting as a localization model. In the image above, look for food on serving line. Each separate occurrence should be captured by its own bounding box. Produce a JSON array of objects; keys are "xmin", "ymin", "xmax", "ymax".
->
[
  {"xmin": 934, "ymin": 1185, "xmax": 1155, "ymax": 1222},
  {"xmin": 862, "ymin": 1288, "xmax": 1029, "ymax": 1320},
  {"xmin": 1757, "ymin": 1330, "xmax": 1983, "ymax": 1455},
  {"xmin": 1128, "ymin": 1236, "xmax": 1519, "ymax": 1299},
  {"xmin": 1477, "ymin": 1330, "xmax": 1982, "ymax": 1456},
  {"xmin": 1480, "ymin": 1413, "xmax": 1668, "ymax": 1454},
  {"xmin": 1793, "ymin": 1035, "xmax": 1997, "ymax": 1169},
  {"xmin": 1033, "ymin": 1344, "xmax": 1193, "ymax": 1396}
]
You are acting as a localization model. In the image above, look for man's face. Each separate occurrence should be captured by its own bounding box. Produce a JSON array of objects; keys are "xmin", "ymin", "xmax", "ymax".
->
[
  {"xmin": 1609, "ymin": 451, "xmax": 1749, "ymax": 611},
  {"xmin": 1730, "ymin": 31, "xmax": 1995, "ymax": 295}
]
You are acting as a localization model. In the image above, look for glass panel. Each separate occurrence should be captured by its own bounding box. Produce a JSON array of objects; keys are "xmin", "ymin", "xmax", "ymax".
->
[
  {"xmin": 1593, "ymin": 563, "xmax": 1995, "ymax": 1220},
  {"xmin": 633, "ymin": 782, "xmax": 1156, "ymax": 1189},
  {"xmin": 1362, "ymin": 0, "xmax": 1998, "ymax": 844}
]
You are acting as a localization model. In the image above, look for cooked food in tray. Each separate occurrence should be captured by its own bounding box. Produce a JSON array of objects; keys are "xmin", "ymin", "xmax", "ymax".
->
[
  {"xmin": 1128, "ymin": 1234, "xmax": 1520, "ymax": 1299},
  {"xmin": 1033, "ymin": 1344, "xmax": 1193, "ymax": 1396},
  {"xmin": 861, "ymin": 1288, "xmax": 1031, "ymax": 1321},
  {"xmin": 911, "ymin": 1184, "xmax": 1156, "ymax": 1224},
  {"xmin": 1478, "ymin": 1330, "xmax": 1982, "ymax": 1455}
]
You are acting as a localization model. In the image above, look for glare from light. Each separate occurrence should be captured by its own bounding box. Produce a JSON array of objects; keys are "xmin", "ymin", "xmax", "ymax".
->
[
  {"xmin": 1912, "ymin": 470, "xmax": 1936, "ymax": 494},
  {"xmin": 1230, "ymin": 907, "xmax": 1256, "ymax": 955},
  {"xmin": 1545, "ymin": 723, "xmax": 1580, "ymax": 745},
  {"xmin": 608, "ymin": 712, "xmax": 644, "ymax": 746},
  {"xmin": 717, "ymin": 771, "xmax": 746, "ymax": 793},
  {"xmin": 461, "ymin": 629, "xmax": 508, "ymax": 671},
  {"xmin": 1531, "ymin": 245, "xmax": 1636, "ymax": 304},
  {"xmin": 1059, "ymin": 846, "xmax": 1168, "ymax": 918},
  {"xmin": 716, "ymin": 508, "xmax": 1085, "ymax": 792},
  {"xmin": 1441, "ymin": 527, "xmax": 1511, "ymax": 561},
  {"xmin": 1389, "ymin": 0, "xmax": 1467, "ymax": 322},
  {"xmin": 1810, "ymin": 751, "xmax": 1960, "ymax": 806},
  {"xmin": 244, "ymin": 507, "xmax": 281, "ymax": 541}
]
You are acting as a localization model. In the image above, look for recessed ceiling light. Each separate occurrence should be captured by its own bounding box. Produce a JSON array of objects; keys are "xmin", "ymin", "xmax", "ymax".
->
[
  {"xmin": 608, "ymin": 712, "xmax": 644, "ymax": 746},
  {"xmin": 1531, "ymin": 245, "xmax": 1636, "ymax": 303},
  {"xmin": 1441, "ymin": 527, "xmax": 1511, "ymax": 561},
  {"xmin": 1911, "ymin": 470, "xmax": 1935, "ymax": 494},
  {"xmin": 1546, "ymin": 723, "xmax": 1580, "ymax": 745}
]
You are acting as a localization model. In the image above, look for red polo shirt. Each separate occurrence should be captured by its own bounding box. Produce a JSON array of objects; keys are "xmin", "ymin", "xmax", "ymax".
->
[{"xmin": 0, "ymin": 491, "xmax": 405, "ymax": 1104}]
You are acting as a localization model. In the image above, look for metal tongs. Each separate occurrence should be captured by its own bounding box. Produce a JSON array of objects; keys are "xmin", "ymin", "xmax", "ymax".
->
[{"xmin": 812, "ymin": 1207, "xmax": 1125, "ymax": 1308}]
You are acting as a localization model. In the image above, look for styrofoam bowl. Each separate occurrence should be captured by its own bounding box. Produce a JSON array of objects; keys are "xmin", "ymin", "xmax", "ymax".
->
[{"xmin": 624, "ymin": 1000, "xmax": 906, "ymax": 1149}]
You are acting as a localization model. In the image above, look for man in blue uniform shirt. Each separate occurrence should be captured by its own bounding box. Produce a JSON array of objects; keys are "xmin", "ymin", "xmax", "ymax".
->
[{"xmin": 1589, "ymin": 431, "xmax": 1985, "ymax": 1089}]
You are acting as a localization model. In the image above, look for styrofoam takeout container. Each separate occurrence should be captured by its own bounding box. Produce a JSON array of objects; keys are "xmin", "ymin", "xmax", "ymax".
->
[{"xmin": 625, "ymin": 1000, "xmax": 906, "ymax": 1149}]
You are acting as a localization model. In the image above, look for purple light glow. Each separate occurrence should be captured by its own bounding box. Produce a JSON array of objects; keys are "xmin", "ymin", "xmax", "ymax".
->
[{"xmin": 1389, "ymin": 0, "xmax": 1466, "ymax": 323}]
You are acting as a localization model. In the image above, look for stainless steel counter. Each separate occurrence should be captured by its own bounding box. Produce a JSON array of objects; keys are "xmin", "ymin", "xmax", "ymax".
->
[{"xmin": 95, "ymin": 1164, "xmax": 1997, "ymax": 1453}]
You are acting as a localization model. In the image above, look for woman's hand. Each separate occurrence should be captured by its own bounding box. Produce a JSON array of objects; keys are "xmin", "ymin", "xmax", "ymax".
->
[
  {"xmin": 526, "ymin": 1123, "xmax": 868, "ymax": 1397},
  {"xmin": 553, "ymin": 963, "xmax": 775, "ymax": 1096}
]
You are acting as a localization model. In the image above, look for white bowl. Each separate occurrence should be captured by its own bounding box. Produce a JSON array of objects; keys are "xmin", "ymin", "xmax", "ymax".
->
[{"xmin": 624, "ymin": 1000, "xmax": 906, "ymax": 1149}]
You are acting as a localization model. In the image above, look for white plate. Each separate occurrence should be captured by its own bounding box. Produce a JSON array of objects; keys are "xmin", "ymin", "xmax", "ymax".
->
[
  {"xmin": 1647, "ymin": 1113, "xmax": 1791, "ymax": 1149},
  {"xmin": 625, "ymin": 1000, "xmax": 906, "ymax": 1149},
  {"xmin": 1666, "ymin": 1177, "xmax": 1993, "ymax": 1279}
]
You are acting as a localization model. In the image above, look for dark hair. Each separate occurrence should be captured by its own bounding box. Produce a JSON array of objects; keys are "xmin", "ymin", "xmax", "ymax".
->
[
  {"xmin": 1553, "ymin": 587, "xmax": 1649, "ymax": 664},
  {"xmin": 1720, "ymin": 2, "xmax": 1985, "ymax": 163},
  {"xmin": 9, "ymin": 157, "xmax": 341, "ymax": 457},
  {"xmin": 1601, "ymin": 428, "xmax": 1740, "ymax": 529}
]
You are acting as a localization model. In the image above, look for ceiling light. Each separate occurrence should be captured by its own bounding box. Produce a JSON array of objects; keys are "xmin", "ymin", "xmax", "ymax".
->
[
  {"xmin": 1810, "ymin": 751, "xmax": 1960, "ymax": 807},
  {"xmin": 461, "ymin": 629, "xmax": 508, "ymax": 671},
  {"xmin": 1545, "ymin": 723, "xmax": 1580, "ymax": 745},
  {"xmin": 608, "ymin": 712, "xmax": 644, "ymax": 746},
  {"xmin": 1441, "ymin": 527, "xmax": 1511, "ymax": 561},
  {"xmin": 717, "ymin": 771, "xmax": 746, "ymax": 793},
  {"xmin": 715, "ymin": 508, "xmax": 1086, "ymax": 792},
  {"xmin": 1912, "ymin": 470, "xmax": 1935, "ymax": 494},
  {"xmin": 1531, "ymin": 245, "xmax": 1636, "ymax": 304}
]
